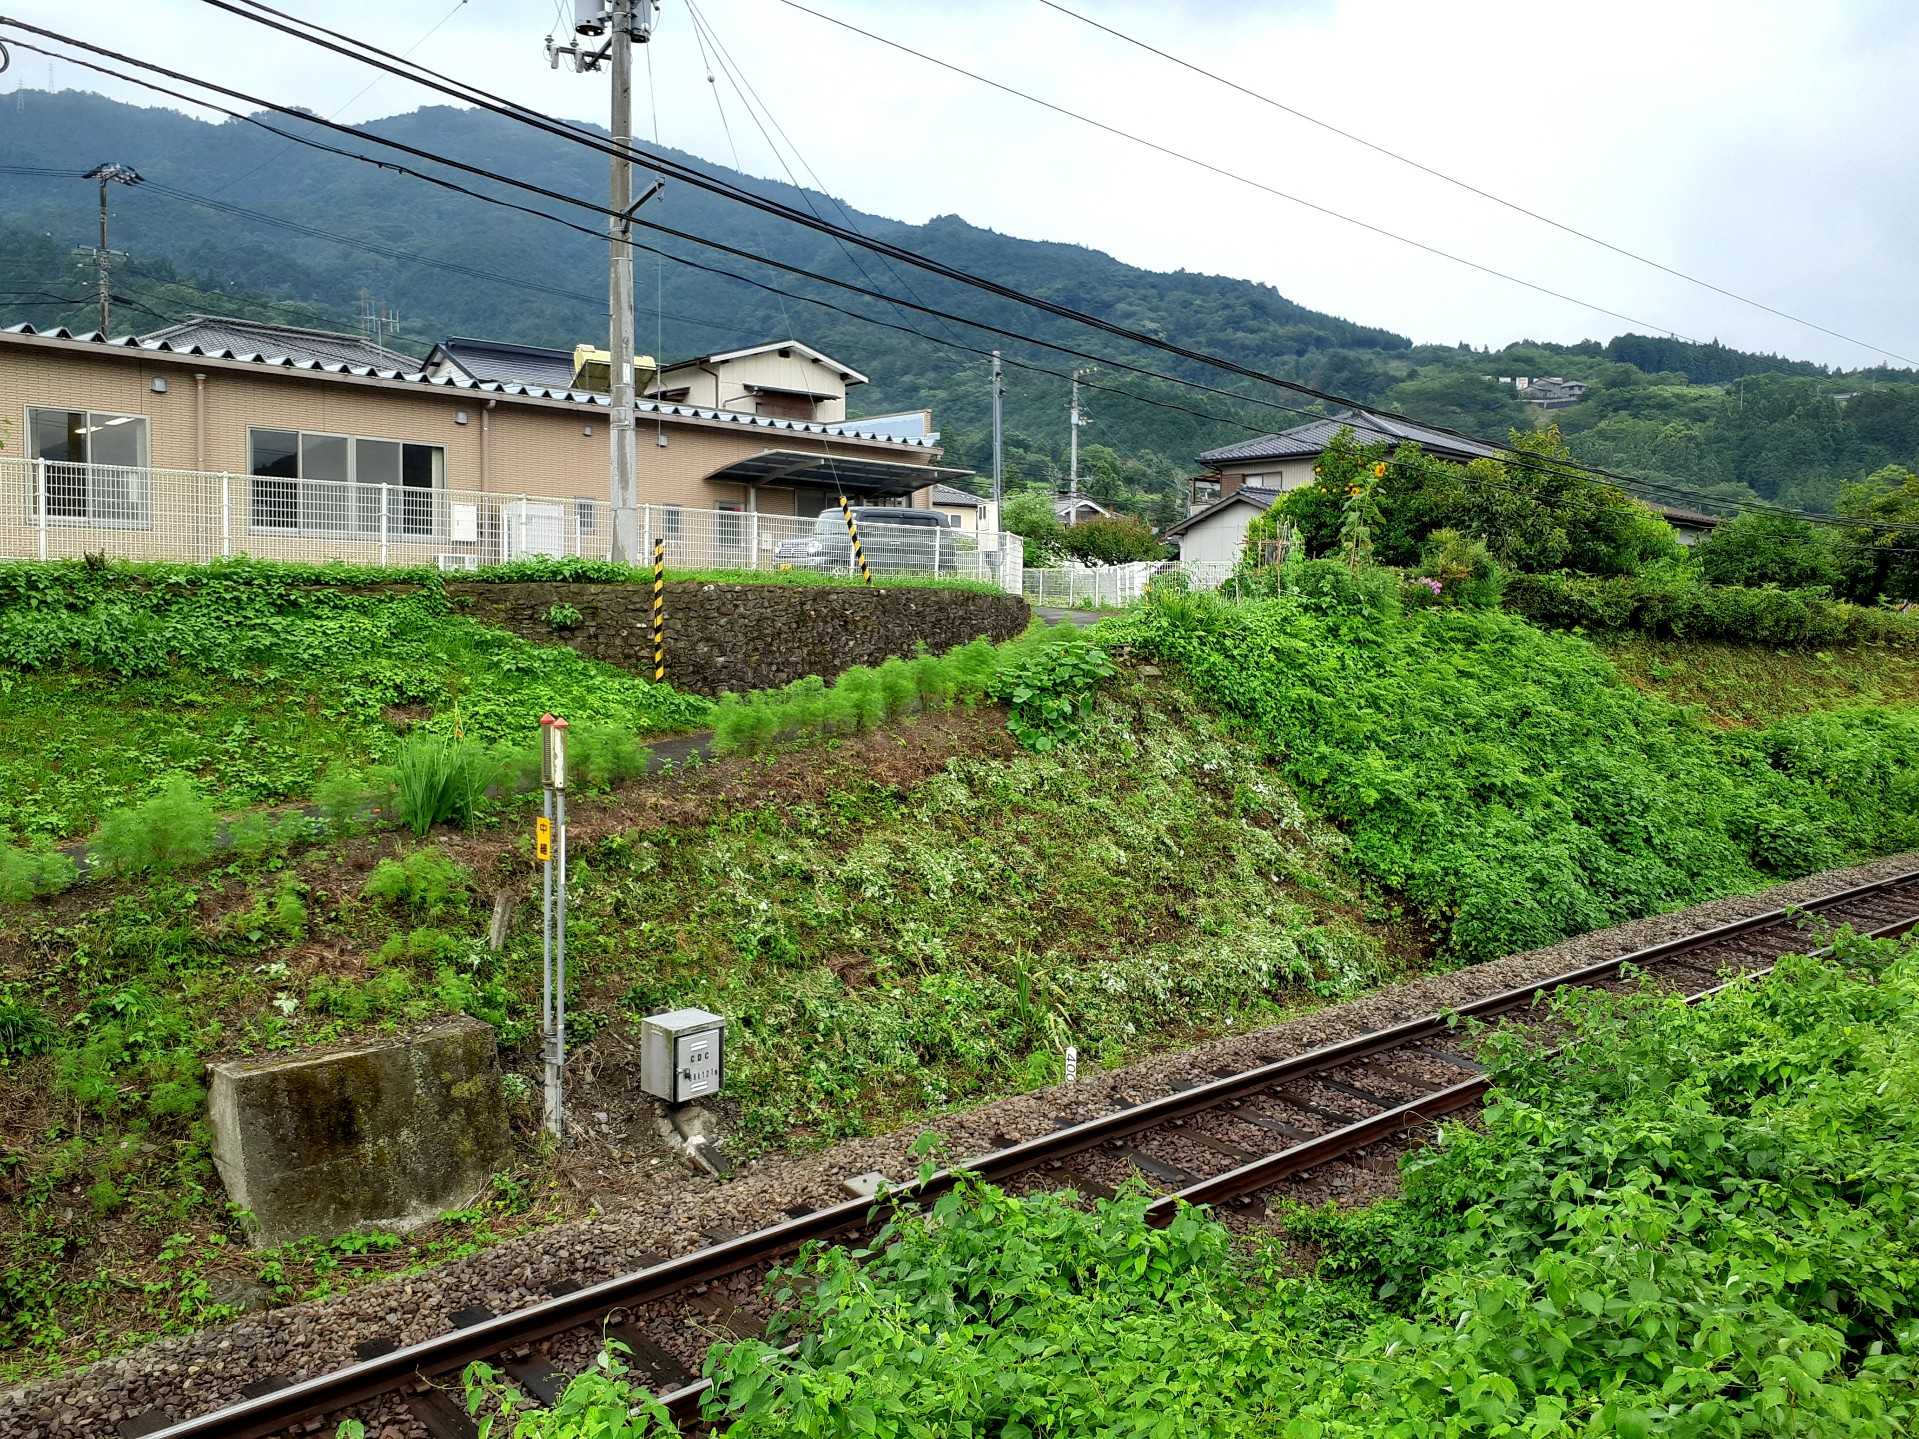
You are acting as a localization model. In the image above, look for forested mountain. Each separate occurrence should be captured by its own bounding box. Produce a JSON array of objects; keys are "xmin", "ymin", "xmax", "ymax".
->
[{"xmin": 3, "ymin": 88, "xmax": 1915, "ymax": 524}]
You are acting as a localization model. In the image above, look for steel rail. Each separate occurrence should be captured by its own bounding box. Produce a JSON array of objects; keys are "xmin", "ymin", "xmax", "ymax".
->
[
  {"xmin": 1142, "ymin": 905, "xmax": 1919, "ymax": 1220},
  {"xmin": 146, "ymin": 868, "xmax": 1919, "ymax": 1439}
]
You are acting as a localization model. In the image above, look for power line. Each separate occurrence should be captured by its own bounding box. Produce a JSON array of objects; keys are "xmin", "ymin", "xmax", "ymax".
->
[
  {"xmin": 206, "ymin": 0, "xmax": 469, "ymax": 199},
  {"xmin": 682, "ymin": 0, "xmax": 976, "ymax": 383},
  {"xmin": 136, "ymin": 178, "xmax": 748, "ymax": 336},
  {"xmin": 0, "ymin": 61, "xmax": 763, "ymax": 342},
  {"xmin": 8, "ymin": 14, "xmax": 1914, "ymax": 539},
  {"xmin": 0, "ymin": 15, "xmax": 1842, "ymax": 537},
  {"xmin": 1034, "ymin": 0, "xmax": 1917, "ymax": 371},
  {"xmin": 769, "ymin": 0, "xmax": 1699, "ymax": 345},
  {"xmin": 183, "ymin": 0, "xmax": 1785, "ymax": 504},
  {"xmin": 684, "ymin": 0, "xmax": 979, "ymax": 364}
]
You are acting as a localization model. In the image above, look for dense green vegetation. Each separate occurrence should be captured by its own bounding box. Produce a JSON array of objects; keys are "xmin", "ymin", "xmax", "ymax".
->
[
  {"xmin": 4, "ymin": 555, "xmax": 1917, "ymax": 1382},
  {"xmin": 572, "ymin": 677, "xmax": 1397, "ymax": 1147},
  {"xmin": 1117, "ymin": 574, "xmax": 1919, "ymax": 960},
  {"xmin": 1601, "ymin": 637, "xmax": 1919, "ymax": 728},
  {"xmin": 0, "ymin": 656, "xmax": 1410, "ymax": 1373},
  {"xmin": 463, "ymin": 932, "xmax": 1919, "ymax": 1436},
  {"xmin": 0, "ymin": 560, "xmax": 707, "ymax": 839}
]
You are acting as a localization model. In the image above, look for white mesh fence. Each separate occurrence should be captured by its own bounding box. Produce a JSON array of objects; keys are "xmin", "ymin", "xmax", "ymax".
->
[
  {"xmin": 641, "ymin": 503, "xmax": 1022, "ymax": 591},
  {"xmin": 1177, "ymin": 561, "xmax": 1237, "ymax": 592},
  {"xmin": 0, "ymin": 459, "xmax": 1025, "ymax": 592},
  {"xmin": 1021, "ymin": 560, "xmax": 1160, "ymax": 608}
]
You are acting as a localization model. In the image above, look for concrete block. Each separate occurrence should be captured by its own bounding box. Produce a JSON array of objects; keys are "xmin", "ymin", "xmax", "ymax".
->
[
  {"xmin": 841, "ymin": 1170, "xmax": 890, "ymax": 1200},
  {"xmin": 207, "ymin": 1017, "xmax": 509, "ymax": 1247}
]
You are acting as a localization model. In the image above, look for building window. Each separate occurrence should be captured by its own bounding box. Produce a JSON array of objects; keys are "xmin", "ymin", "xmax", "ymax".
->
[
  {"xmin": 716, "ymin": 501, "xmax": 744, "ymax": 551},
  {"xmin": 1191, "ymin": 476, "xmax": 1221, "ymax": 507},
  {"xmin": 248, "ymin": 429, "xmax": 444, "ymax": 536},
  {"xmin": 26, "ymin": 407, "xmax": 150, "ymax": 525}
]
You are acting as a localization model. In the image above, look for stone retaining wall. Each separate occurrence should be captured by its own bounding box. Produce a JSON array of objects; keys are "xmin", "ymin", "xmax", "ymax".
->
[{"xmin": 449, "ymin": 581, "xmax": 1030, "ymax": 695}]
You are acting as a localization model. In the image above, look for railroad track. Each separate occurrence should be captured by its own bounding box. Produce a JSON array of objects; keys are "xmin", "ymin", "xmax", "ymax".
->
[{"xmin": 129, "ymin": 869, "xmax": 1919, "ymax": 1439}]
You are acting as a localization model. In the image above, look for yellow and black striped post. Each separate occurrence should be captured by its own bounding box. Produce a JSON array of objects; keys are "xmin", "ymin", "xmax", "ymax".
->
[
  {"xmin": 837, "ymin": 493, "xmax": 873, "ymax": 586},
  {"xmin": 650, "ymin": 536, "xmax": 667, "ymax": 682}
]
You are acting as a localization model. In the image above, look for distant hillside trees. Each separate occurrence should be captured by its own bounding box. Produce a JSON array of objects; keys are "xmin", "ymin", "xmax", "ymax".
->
[{"xmin": 1378, "ymin": 371, "xmax": 1533, "ymax": 438}]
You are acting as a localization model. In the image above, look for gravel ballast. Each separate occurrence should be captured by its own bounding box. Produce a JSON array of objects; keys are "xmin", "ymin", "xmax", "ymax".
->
[{"xmin": 4, "ymin": 851, "xmax": 1914, "ymax": 1438}]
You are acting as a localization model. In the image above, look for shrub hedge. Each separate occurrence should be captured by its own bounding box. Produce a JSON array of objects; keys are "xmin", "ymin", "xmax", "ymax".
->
[{"xmin": 1504, "ymin": 570, "xmax": 1919, "ymax": 647}]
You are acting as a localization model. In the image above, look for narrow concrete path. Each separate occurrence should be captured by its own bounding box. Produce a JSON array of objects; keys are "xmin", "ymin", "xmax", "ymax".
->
[{"xmin": 1034, "ymin": 606, "xmax": 1105, "ymax": 627}]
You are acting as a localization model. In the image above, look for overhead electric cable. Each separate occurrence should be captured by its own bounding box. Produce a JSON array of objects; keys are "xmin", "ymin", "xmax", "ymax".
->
[
  {"xmin": 5, "ymin": 14, "xmax": 1910, "ymax": 538},
  {"xmin": 184, "ymin": 0, "xmax": 1814, "ymax": 508},
  {"xmin": 768, "ymin": 0, "xmax": 1698, "ymax": 344},
  {"xmin": 208, "ymin": 0, "xmax": 469, "ymax": 198},
  {"xmin": 1034, "ymin": 0, "xmax": 1917, "ymax": 370},
  {"xmin": 686, "ymin": 0, "xmax": 980, "ymax": 362}
]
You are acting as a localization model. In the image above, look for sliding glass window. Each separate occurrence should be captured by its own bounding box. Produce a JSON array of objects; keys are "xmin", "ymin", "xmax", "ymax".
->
[
  {"xmin": 25, "ymin": 407, "xmax": 150, "ymax": 525},
  {"xmin": 247, "ymin": 429, "xmax": 444, "ymax": 536}
]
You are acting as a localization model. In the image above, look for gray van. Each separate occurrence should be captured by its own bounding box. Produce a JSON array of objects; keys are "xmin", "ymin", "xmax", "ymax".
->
[{"xmin": 773, "ymin": 506, "xmax": 972, "ymax": 575}]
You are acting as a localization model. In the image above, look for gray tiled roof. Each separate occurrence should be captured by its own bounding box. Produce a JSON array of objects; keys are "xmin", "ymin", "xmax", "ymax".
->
[
  {"xmin": 1656, "ymin": 504, "xmax": 1721, "ymax": 528},
  {"xmin": 0, "ymin": 324, "xmax": 939, "ymax": 450},
  {"xmin": 1197, "ymin": 408, "xmax": 1499, "ymax": 467},
  {"xmin": 930, "ymin": 482, "xmax": 985, "ymax": 506},
  {"xmin": 429, "ymin": 337, "xmax": 580, "ymax": 390},
  {"xmin": 138, "ymin": 315, "xmax": 421, "ymax": 372},
  {"xmin": 1160, "ymin": 485, "xmax": 1281, "ymax": 539}
]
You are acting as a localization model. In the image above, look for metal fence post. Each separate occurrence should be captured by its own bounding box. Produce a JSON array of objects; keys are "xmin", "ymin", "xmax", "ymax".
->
[
  {"xmin": 641, "ymin": 505, "xmax": 653, "ymax": 572},
  {"xmin": 748, "ymin": 509, "xmax": 760, "ymax": 570},
  {"xmin": 34, "ymin": 459, "xmax": 47, "ymax": 561},
  {"xmin": 379, "ymin": 483, "xmax": 390, "ymax": 566},
  {"xmin": 220, "ymin": 472, "xmax": 232, "ymax": 558}
]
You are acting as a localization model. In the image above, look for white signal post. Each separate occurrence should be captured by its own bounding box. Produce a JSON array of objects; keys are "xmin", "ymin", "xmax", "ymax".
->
[{"xmin": 539, "ymin": 714, "xmax": 570, "ymax": 1138}]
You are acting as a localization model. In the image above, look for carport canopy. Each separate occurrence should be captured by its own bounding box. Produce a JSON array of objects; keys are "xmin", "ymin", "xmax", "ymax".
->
[{"xmin": 704, "ymin": 448, "xmax": 975, "ymax": 499}]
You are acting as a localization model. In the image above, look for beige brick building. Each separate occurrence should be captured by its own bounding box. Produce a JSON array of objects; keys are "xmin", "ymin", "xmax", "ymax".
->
[{"xmin": 1, "ymin": 320, "xmax": 970, "ymax": 569}]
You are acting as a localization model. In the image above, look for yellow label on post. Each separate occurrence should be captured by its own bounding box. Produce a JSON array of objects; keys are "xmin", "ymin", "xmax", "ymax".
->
[{"xmin": 535, "ymin": 816, "xmax": 552, "ymax": 862}]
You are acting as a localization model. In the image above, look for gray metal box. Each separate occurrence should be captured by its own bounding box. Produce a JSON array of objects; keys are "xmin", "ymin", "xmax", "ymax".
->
[{"xmin": 639, "ymin": 1007, "xmax": 725, "ymax": 1104}]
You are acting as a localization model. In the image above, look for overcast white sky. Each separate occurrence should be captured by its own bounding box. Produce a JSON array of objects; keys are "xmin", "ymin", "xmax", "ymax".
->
[{"xmin": 10, "ymin": 0, "xmax": 1919, "ymax": 370}]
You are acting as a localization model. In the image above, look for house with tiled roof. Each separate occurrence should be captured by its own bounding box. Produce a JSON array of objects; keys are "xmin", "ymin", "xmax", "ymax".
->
[
  {"xmin": 1188, "ymin": 408, "xmax": 1499, "ymax": 514},
  {"xmin": 1169, "ymin": 406, "xmax": 1719, "ymax": 564},
  {"xmin": 1165, "ymin": 408, "xmax": 1498, "ymax": 566}
]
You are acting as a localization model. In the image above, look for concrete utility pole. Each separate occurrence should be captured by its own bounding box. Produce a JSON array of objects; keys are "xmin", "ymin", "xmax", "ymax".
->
[
  {"xmin": 606, "ymin": 2, "xmax": 640, "ymax": 564},
  {"xmin": 1067, "ymin": 367, "xmax": 1091, "ymax": 526},
  {"xmin": 547, "ymin": 1, "xmax": 661, "ymax": 564},
  {"xmin": 82, "ymin": 163, "xmax": 141, "ymax": 334},
  {"xmin": 990, "ymin": 350, "xmax": 1004, "ymax": 515}
]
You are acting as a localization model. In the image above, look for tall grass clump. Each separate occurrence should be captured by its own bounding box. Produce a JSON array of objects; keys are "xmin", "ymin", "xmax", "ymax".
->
[
  {"xmin": 0, "ymin": 988, "xmax": 54, "ymax": 1061},
  {"xmin": 390, "ymin": 734, "xmax": 518, "ymax": 835},
  {"xmin": 91, "ymin": 775, "xmax": 217, "ymax": 875},
  {"xmin": 708, "ymin": 634, "xmax": 1019, "ymax": 756}
]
